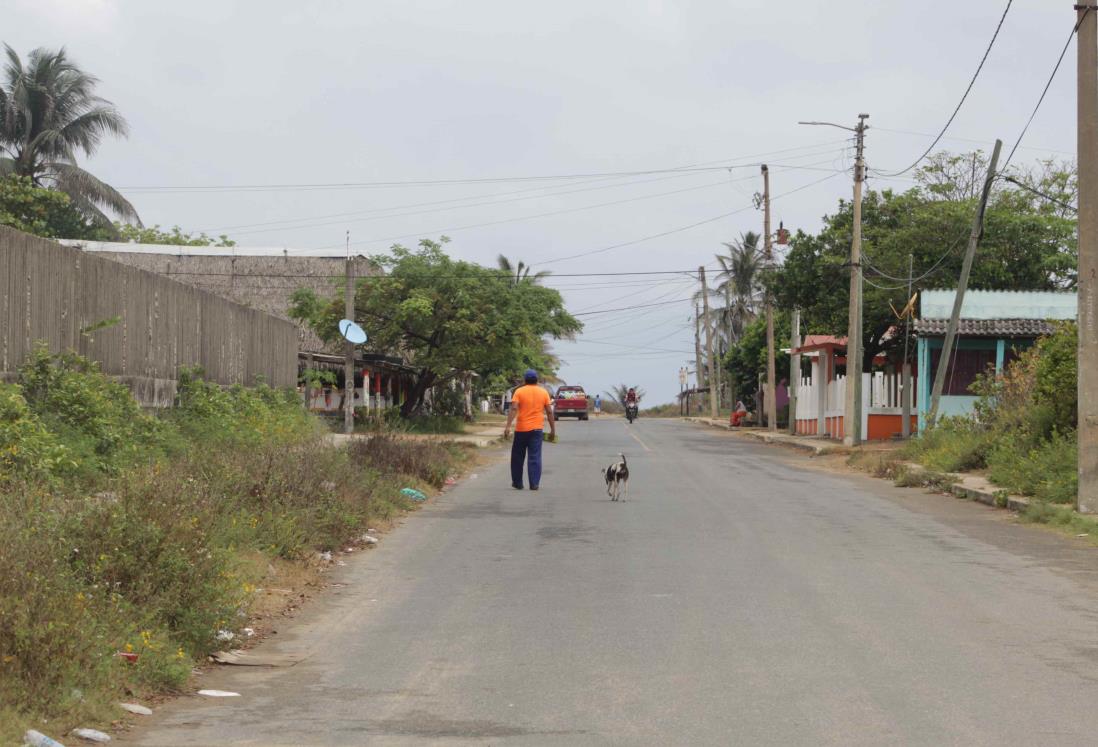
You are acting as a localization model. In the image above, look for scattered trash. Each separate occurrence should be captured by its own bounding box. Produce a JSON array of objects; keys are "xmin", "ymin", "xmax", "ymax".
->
[
  {"xmin": 242, "ymin": 627, "xmax": 255, "ymax": 637},
  {"xmin": 469, "ymin": 473, "xmax": 479, "ymax": 479},
  {"xmin": 1079, "ymin": 533, "xmax": 1090, "ymax": 537},
  {"xmin": 361, "ymin": 534, "xmax": 379, "ymax": 545},
  {"xmin": 216, "ymin": 629, "xmax": 235, "ymax": 642},
  {"xmin": 317, "ymin": 551, "xmax": 333, "ymax": 563},
  {"xmin": 444, "ymin": 476, "xmax": 457, "ymax": 486},
  {"xmin": 400, "ymin": 487, "xmax": 427, "ymax": 501},
  {"xmin": 118, "ymin": 703, "xmax": 152, "ymax": 716},
  {"xmin": 367, "ymin": 527, "xmax": 377, "ymax": 532},
  {"xmin": 344, "ymin": 547, "xmax": 354, "ymax": 552},
  {"xmin": 197, "ymin": 689, "xmax": 240, "ymax": 697},
  {"xmin": 92, "ymin": 491, "xmax": 118, "ymax": 504},
  {"xmin": 336, "ymin": 560, "xmax": 347, "ymax": 567},
  {"xmin": 321, "ymin": 480, "xmax": 337, "ymax": 492},
  {"xmin": 24, "ymin": 730, "xmax": 65, "ymax": 747},
  {"xmin": 72, "ymin": 729, "xmax": 110, "ymax": 743},
  {"xmin": 115, "ymin": 651, "xmax": 138, "ymax": 664}
]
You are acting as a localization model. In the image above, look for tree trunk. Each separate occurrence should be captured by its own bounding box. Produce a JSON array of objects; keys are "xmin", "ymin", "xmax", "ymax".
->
[{"xmin": 401, "ymin": 369, "xmax": 437, "ymax": 417}]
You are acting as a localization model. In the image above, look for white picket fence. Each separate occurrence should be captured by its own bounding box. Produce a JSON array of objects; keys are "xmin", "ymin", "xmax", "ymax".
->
[{"xmin": 793, "ymin": 371, "xmax": 914, "ymax": 437}]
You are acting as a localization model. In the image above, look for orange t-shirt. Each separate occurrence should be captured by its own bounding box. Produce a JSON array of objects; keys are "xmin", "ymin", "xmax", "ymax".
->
[{"xmin": 511, "ymin": 384, "xmax": 551, "ymax": 432}]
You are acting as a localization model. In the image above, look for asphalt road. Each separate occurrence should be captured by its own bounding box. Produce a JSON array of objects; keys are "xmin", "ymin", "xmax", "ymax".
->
[{"xmin": 132, "ymin": 418, "xmax": 1098, "ymax": 746}]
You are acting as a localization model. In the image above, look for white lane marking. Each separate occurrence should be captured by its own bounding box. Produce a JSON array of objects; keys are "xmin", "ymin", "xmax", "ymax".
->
[{"xmin": 628, "ymin": 429, "xmax": 652, "ymax": 452}]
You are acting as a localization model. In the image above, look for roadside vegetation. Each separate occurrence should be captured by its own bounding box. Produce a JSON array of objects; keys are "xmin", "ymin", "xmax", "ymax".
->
[
  {"xmin": 903, "ymin": 323, "xmax": 1077, "ymax": 505},
  {"xmin": 0, "ymin": 347, "xmax": 470, "ymax": 741}
]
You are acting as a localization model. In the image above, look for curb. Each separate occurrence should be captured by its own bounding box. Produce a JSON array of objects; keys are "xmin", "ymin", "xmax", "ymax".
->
[
  {"xmin": 899, "ymin": 462, "xmax": 1030, "ymax": 512},
  {"xmin": 683, "ymin": 417, "xmax": 843, "ymax": 456}
]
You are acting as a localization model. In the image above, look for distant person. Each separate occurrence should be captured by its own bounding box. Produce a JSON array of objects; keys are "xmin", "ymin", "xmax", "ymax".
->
[
  {"xmin": 731, "ymin": 399, "xmax": 749, "ymax": 427},
  {"xmin": 594, "ymin": 394, "xmax": 602, "ymax": 416},
  {"xmin": 504, "ymin": 369, "xmax": 556, "ymax": 491}
]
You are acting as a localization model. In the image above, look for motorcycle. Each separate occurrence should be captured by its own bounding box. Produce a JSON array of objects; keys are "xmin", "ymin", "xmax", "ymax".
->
[{"xmin": 625, "ymin": 402, "xmax": 638, "ymax": 424}]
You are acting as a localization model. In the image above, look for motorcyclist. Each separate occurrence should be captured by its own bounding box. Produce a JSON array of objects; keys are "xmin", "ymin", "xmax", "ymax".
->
[{"xmin": 625, "ymin": 388, "xmax": 638, "ymax": 406}]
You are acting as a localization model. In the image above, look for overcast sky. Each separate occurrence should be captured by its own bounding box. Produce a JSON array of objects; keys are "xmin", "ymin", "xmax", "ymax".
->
[{"xmin": 6, "ymin": 0, "xmax": 1079, "ymax": 404}]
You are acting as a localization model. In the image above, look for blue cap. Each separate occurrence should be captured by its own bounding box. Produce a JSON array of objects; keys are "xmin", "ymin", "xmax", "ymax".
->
[{"xmin": 524, "ymin": 369, "xmax": 538, "ymax": 382}]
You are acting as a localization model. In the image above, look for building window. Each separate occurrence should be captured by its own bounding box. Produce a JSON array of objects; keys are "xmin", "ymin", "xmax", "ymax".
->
[{"xmin": 929, "ymin": 346, "xmax": 997, "ymax": 396}]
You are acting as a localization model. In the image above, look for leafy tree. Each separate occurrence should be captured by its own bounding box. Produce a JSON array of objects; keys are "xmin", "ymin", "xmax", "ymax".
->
[
  {"xmin": 773, "ymin": 153, "xmax": 1076, "ymax": 372},
  {"xmin": 113, "ymin": 223, "xmax": 235, "ymax": 247},
  {"xmin": 290, "ymin": 239, "xmax": 581, "ymax": 416},
  {"xmin": 0, "ymin": 174, "xmax": 107, "ymax": 239},
  {"xmin": 0, "ymin": 44, "xmax": 139, "ymax": 231},
  {"xmin": 714, "ymin": 231, "xmax": 763, "ymax": 345},
  {"xmin": 724, "ymin": 312, "xmax": 791, "ymax": 401}
]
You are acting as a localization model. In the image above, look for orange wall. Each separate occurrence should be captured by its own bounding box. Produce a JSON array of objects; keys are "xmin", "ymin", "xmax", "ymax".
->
[{"xmin": 866, "ymin": 414, "xmax": 918, "ymax": 441}]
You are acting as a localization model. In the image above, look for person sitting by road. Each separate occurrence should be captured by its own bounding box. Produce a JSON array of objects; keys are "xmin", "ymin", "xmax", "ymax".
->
[{"xmin": 730, "ymin": 399, "xmax": 749, "ymax": 427}]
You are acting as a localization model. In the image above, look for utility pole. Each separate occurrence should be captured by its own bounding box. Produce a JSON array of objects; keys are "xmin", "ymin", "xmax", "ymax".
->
[
  {"xmin": 902, "ymin": 253, "xmax": 914, "ymax": 439},
  {"xmin": 700, "ymin": 266, "xmax": 718, "ymax": 419},
  {"xmin": 789, "ymin": 309, "xmax": 801, "ymax": 435},
  {"xmin": 843, "ymin": 114, "xmax": 869, "ymax": 446},
  {"xmin": 928, "ymin": 139, "xmax": 1002, "ymax": 424},
  {"xmin": 1078, "ymin": 1, "xmax": 1098, "ymax": 513},
  {"xmin": 762, "ymin": 164, "xmax": 778, "ymax": 432},
  {"xmin": 344, "ymin": 233, "xmax": 355, "ymax": 435},
  {"xmin": 695, "ymin": 305, "xmax": 705, "ymax": 388}
]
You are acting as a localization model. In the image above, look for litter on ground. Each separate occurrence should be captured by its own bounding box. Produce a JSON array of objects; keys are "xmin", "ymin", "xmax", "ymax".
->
[
  {"xmin": 72, "ymin": 728, "xmax": 110, "ymax": 743},
  {"xmin": 197, "ymin": 689, "xmax": 240, "ymax": 697}
]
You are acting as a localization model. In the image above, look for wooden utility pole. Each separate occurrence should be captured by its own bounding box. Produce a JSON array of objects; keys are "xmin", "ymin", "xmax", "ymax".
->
[
  {"xmin": 700, "ymin": 266, "xmax": 718, "ymax": 419},
  {"xmin": 1078, "ymin": 2, "xmax": 1098, "ymax": 512},
  {"xmin": 843, "ymin": 114, "xmax": 869, "ymax": 446},
  {"xmin": 928, "ymin": 139, "xmax": 1002, "ymax": 424},
  {"xmin": 762, "ymin": 164, "xmax": 778, "ymax": 431},
  {"xmin": 788, "ymin": 309, "xmax": 801, "ymax": 435},
  {"xmin": 343, "ymin": 237, "xmax": 355, "ymax": 435}
]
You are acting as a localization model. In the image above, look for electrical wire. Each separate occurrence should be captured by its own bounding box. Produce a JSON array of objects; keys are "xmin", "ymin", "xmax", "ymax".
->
[
  {"xmin": 1001, "ymin": 8, "xmax": 1091, "ymax": 172},
  {"xmin": 878, "ymin": 0, "xmax": 1014, "ymax": 177},
  {"xmin": 121, "ymin": 139, "xmax": 853, "ymax": 194}
]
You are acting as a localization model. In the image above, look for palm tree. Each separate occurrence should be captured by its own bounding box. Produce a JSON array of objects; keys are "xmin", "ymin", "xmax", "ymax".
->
[
  {"xmin": 0, "ymin": 44, "xmax": 140, "ymax": 230},
  {"xmin": 497, "ymin": 254, "xmax": 550, "ymax": 285},
  {"xmin": 606, "ymin": 384, "xmax": 645, "ymax": 407},
  {"xmin": 714, "ymin": 231, "xmax": 763, "ymax": 345}
]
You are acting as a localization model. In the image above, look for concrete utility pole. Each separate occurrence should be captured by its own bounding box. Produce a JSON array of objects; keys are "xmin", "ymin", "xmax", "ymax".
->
[
  {"xmin": 344, "ymin": 234, "xmax": 355, "ymax": 435},
  {"xmin": 789, "ymin": 309, "xmax": 801, "ymax": 435},
  {"xmin": 762, "ymin": 165, "xmax": 778, "ymax": 432},
  {"xmin": 700, "ymin": 266, "xmax": 718, "ymax": 419},
  {"xmin": 902, "ymin": 253, "xmax": 914, "ymax": 439},
  {"xmin": 928, "ymin": 139, "xmax": 1002, "ymax": 424},
  {"xmin": 1078, "ymin": 1, "xmax": 1098, "ymax": 512},
  {"xmin": 695, "ymin": 305, "xmax": 705, "ymax": 388},
  {"xmin": 844, "ymin": 115, "xmax": 869, "ymax": 446}
]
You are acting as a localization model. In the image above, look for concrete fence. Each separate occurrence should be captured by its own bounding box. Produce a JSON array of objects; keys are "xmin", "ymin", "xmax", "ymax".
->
[{"xmin": 0, "ymin": 227, "xmax": 298, "ymax": 406}]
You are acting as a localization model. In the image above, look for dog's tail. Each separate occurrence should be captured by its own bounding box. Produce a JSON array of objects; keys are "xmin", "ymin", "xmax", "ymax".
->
[{"xmin": 620, "ymin": 453, "xmax": 627, "ymax": 467}]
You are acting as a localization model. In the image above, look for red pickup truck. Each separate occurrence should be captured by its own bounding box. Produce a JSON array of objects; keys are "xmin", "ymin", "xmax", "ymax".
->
[{"xmin": 554, "ymin": 386, "xmax": 590, "ymax": 420}]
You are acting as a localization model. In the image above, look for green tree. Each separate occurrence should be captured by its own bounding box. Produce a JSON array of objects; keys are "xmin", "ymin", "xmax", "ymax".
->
[
  {"xmin": 714, "ymin": 230, "xmax": 763, "ymax": 345},
  {"xmin": 773, "ymin": 155, "xmax": 1076, "ymax": 372},
  {"xmin": 291, "ymin": 239, "xmax": 581, "ymax": 416},
  {"xmin": 0, "ymin": 44, "xmax": 139, "ymax": 231},
  {"xmin": 113, "ymin": 223, "xmax": 235, "ymax": 247},
  {"xmin": 606, "ymin": 384, "xmax": 645, "ymax": 407},
  {"xmin": 0, "ymin": 174, "xmax": 107, "ymax": 239}
]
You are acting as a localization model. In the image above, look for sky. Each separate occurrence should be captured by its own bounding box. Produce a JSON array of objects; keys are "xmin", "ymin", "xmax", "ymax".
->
[{"xmin": 5, "ymin": 0, "xmax": 1080, "ymax": 404}]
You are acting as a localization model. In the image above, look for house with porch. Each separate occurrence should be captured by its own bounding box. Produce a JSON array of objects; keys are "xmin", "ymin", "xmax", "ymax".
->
[
  {"xmin": 788, "ymin": 335, "xmax": 913, "ymax": 441},
  {"xmin": 913, "ymin": 289, "xmax": 1076, "ymax": 429}
]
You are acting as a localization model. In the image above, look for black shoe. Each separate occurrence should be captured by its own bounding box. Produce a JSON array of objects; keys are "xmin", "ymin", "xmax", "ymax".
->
[
  {"xmin": 530, "ymin": 485, "xmax": 540, "ymax": 491},
  {"xmin": 512, "ymin": 484, "xmax": 524, "ymax": 490}
]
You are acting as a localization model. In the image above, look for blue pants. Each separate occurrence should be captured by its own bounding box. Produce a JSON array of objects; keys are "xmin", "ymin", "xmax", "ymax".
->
[{"xmin": 511, "ymin": 429, "xmax": 543, "ymax": 488}]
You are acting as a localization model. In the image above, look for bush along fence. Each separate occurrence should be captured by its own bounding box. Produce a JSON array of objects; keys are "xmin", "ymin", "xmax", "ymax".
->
[
  {"xmin": 0, "ymin": 347, "xmax": 471, "ymax": 741},
  {"xmin": 0, "ymin": 226, "xmax": 298, "ymax": 407}
]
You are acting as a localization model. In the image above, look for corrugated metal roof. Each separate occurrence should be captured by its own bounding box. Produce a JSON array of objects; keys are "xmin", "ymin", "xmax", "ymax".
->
[
  {"xmin": 913, "ymin": 318, "xmax": 1061, "ymax": 337},
  {"xmin": 920, "ymin": 289, "xmax": 1076, "ymax": 321}
]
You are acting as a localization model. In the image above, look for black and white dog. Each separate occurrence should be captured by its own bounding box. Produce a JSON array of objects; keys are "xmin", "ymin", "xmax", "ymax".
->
[{"xmin": 602, "ymin": 453, "xmax": 629, "ymax": 501}]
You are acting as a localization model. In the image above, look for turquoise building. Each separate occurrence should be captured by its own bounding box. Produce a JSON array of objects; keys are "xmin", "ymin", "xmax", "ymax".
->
[{"xmin": 913, "ymin": 289, "xmax": 1076, "ymax": 430}]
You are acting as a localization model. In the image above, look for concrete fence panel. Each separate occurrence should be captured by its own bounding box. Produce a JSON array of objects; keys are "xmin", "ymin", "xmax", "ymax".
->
[{"xmin": 0, "ymin": 227, "xmax": 298, "ymax": 405}]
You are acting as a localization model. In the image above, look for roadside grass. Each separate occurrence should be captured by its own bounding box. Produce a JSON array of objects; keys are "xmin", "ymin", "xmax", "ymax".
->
[
  {"xmin": 0, "ymin": 349, "xmax": 470, "ymax": 742},
  {"xmin": 1020, "ymin": 501, "xmax": 1098, "ymax": 543}
]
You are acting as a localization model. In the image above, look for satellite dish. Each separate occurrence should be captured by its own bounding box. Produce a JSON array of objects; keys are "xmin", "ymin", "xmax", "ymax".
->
[{"xmin": 338, "ymin": 319, "xmax": 367, "ymax": 344}]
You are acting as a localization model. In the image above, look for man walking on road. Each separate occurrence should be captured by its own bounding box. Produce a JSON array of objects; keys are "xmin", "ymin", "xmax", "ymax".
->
[{"xmin": 504, "ymin": 369, "xmax": 556, "ymax": 491}]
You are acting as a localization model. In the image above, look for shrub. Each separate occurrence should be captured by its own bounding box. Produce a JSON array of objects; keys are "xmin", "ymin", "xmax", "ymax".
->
[
  {"xmin": 902, "ymin": 416, "xmax": 991, "ymax": 473},
  {"xmin": 349, "ymin": 434, "xmax": 458, "ymax": 488},
  {"xmin": 0, "ymin": 383, "xmax": 69, "ymax": 483},
  {"xmin": 987, "ymin": 430, "xmax": 1076, "ymax": 504}
]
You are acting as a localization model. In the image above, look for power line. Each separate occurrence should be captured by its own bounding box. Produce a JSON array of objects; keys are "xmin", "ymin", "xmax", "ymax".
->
[
  {"xmin": 1001, "ymin": 9, "xmax": 1090, "ymax": 173},
  {"xmin": 1002, "ymin": 175, "xmax": 1077, "ymax": 212},
  {"xmin": 121, "ymin": 140, "xmax": 853, "ymax": 194},
  {"xmin": 878, "ymin": 0, "xmax": 1014, "ymax": 177},
  {"xmin": 572, "ymin": 297, "xmax": 693, "ymax": 316},
  {"xmin": 872, "ymin": 126, "xmax": 1071, "ymax": 157}
]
